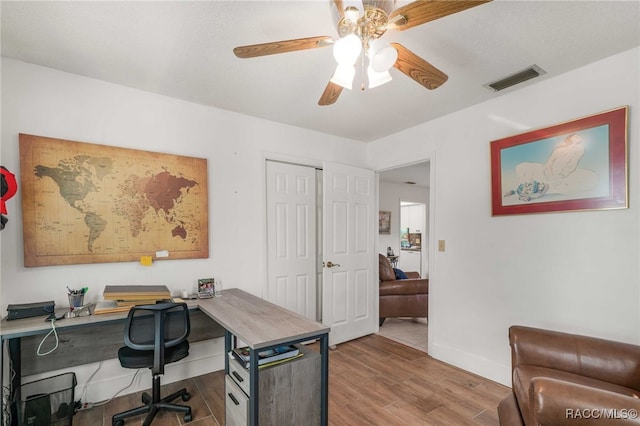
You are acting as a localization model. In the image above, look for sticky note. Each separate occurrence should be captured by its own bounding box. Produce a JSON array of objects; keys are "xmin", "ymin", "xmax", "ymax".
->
[{"xmin": 140, "ymin": 256, "xmax": 153, "ymax": 266}]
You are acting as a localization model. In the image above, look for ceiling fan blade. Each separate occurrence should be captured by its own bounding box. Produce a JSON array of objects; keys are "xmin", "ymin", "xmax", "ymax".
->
[
  {"xmin": 318, "ymin": 81, "xmax": 343, "ymax": 106},
  {"xmin": 391, "ymin": 43, "xmax": 448, "ymax": 90},
  {"xmin": 389, "ymin": 0, "xmax": 491, "ymax": 31},
  {"xmin": 334, "ymin": 0, "xmax": 345, "ymax": 17},
  {"xmin": 233, "ymin": 36, "xmax": 334, "ymax": 58}
]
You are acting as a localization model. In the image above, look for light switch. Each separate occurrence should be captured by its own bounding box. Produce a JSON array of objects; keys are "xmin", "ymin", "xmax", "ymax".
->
[{"xmin": 438, "ymin": 240, "xmax": 445, "ymax": 252}]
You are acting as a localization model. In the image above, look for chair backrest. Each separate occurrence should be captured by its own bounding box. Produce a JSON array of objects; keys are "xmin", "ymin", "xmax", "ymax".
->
[
  {"xmin": 124, "ymin": 302, "xmax": 190, "ymax": 375},
  {"xmin": 509, "ymin": 325, "xmax": 640, "ymax": 391},
  {"xmin": 379, "ymin": 253, "xmax": 396, "ymax": 282}
]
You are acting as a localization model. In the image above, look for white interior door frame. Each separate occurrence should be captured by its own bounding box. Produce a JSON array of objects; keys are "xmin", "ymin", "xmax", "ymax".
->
[{"xmin": 375, "ymin": 153, "xmax": 436, "ymax": 354}]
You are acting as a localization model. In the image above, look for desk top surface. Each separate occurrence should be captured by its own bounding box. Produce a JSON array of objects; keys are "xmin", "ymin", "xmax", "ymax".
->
[
  {"xmin": 1, "ymin": 289, "xmax": 329, "ymax": 348},
  {"xmin": 197, "ymin": 288, "xmax": 329, "ymax": 349}
]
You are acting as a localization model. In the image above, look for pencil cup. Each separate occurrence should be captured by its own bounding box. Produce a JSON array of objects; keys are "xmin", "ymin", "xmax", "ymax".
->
[
  {"xmin": 215, "ymin": 281, "xmax": 223, "ymax": 297},
  {"xmin": 68, "ymin": 293, "xmax": 85, "ymax": 310}
]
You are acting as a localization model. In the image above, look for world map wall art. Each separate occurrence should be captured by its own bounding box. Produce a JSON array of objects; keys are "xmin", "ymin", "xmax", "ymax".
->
[{"xmin": 19, "ymin": 134, "xmax": 209, "ymax": 267}]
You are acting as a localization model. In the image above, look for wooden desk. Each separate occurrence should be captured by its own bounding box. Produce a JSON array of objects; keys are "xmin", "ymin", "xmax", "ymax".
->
[
  {"xmin": 1, "ymin": 289, "xmax": 330, "ymax": 426},
  {"xmin": 196, "ymin": 289, "xmax": 330, "ymax": 425},
  {"xmin": 0, "ymin": 301, "xmax": 204, "ymax": 426}
]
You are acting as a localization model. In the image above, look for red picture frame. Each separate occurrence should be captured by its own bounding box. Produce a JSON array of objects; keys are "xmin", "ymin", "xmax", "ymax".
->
[{"xmin": 490, "ymin": 107, "xmax": 628, "ymax": 216}]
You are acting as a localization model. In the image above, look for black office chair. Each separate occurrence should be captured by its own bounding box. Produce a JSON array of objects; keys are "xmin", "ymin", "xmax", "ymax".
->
[{"xmin": 112, "ymin": 302, "xmax": 192, "ymax": 426}]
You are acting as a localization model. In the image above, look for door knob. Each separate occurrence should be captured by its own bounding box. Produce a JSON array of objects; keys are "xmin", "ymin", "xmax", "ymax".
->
[{"xmin": 325, "ymin": 261, "xmax": 341, "ymax": 268}]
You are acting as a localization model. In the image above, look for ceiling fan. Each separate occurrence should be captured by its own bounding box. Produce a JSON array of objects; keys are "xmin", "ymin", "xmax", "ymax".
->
[{"xmin": 233, "ymin": 0, "xmax": 491, "ymax": 106}]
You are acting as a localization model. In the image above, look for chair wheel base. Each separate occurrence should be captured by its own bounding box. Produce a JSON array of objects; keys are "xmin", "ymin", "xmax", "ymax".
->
[
  {"xmin": 184, "ymin": 412, "xmax": 193, "ymax": 422},
  {"xmin": 114, "ymin": 420, "xmax": 124, "ymax": 426},
  {"xmin": 182, "ymin": 392, "xmax": 191, "ymax": 401}
]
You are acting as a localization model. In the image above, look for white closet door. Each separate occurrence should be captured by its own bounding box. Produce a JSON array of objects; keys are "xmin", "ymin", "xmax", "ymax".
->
[{"xmin": 266, "ymin": 161, "xmax": 317, "ymax": 320}]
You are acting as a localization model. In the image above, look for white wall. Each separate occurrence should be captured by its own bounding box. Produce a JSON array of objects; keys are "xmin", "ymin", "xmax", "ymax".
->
[
  {"xmin": 368, "ymin": 47, "xmax": 640, "ymax": 386},
  {"xmin": 0, "ymin": 58, "xmax": 367, "ymax": 401}
]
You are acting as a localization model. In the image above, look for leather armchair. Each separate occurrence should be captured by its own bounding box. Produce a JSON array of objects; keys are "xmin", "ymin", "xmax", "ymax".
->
[
  {"xmin": 378, "ymin": 253, "xmax": 428, "ymax": 326},
  {"xmin": 498, "ymin": 325, "xmax": 640, "ymax": 425}
]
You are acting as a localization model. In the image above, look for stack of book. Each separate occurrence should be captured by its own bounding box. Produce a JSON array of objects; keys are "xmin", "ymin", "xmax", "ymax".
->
[
  {"xmin": 94, "ymin": 285, "xmax": 172, "ymax": 314},
  {"xmin": 231, "ymin": 344, "xmax": 302, "ymax": 369}
]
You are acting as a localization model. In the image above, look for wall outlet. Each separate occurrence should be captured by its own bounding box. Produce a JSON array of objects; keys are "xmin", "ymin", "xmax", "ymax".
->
[{"xmin": 77, "ymin": 402, "xmax": 93, "ymax": 411}]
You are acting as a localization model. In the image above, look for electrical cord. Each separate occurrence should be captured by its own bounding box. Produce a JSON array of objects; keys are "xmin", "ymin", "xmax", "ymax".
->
[
  {"xmin": 2, "ymin": 384, "xmax": 11, "ymax": 426},
  {"xmin": 92, "ymin": 369, "xmax": 142, "ymax": 407},
  {"xmin": 31, "ymin": 321, "xmax": 137, "ymax": 410},
  {"xmin": 78, "ymin": 360, "xmax": 103, "ymax": 404},
  {"xmin": 2, "ymin": 362, "xmax": 16, "ymax": 426},
  {"xmin": 36, "ymin": 318, "xmax": 59, "ymax": 356}
]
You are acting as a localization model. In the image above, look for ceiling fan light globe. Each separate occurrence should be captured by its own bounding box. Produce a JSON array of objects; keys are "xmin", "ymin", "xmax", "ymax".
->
[
  {"xmin": 344, "ymin": 6, "xmax": 360, "ymax": 24},
  {"xmin": 330, "ymin": 64, "xmax": 356, "ymax": 90},
  {"xmin": 333, "ymin": 34, "xmax": 362, "ymax": 65},
  {"xmin": 367, "ymin": 66, "xmax": 392, "ymax": 88},
  {"xmin": 371, "ymin": 45, "xmax": 398, "ymax": 72},
  {"xmin": 343, "ymin": 0, "xmax": 365, "ymax": 16}
]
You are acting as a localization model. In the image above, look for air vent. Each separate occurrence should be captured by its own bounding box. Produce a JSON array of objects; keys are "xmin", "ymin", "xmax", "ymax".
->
[{"xmin": 484, "ymin": 65, "xmax": 546, "ymax": 92}]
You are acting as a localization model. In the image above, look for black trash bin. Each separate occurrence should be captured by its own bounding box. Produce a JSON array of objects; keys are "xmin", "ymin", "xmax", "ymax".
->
[{"xmin": 17, "ymin": 372, "xmax": 76, "ymax": 426}]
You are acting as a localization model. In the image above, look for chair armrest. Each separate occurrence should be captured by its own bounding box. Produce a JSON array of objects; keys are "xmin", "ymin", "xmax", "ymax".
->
[
  {"xmin": 379, "ymin": 278, "xmax": 428, "ymax": 296},
  {"xmin": 509, "ymin": 326, "xmax": 640, "ymax": 390},
  {"xmin": 405, "ymin": 271, "xmax": 421, "ymax": 279},
  {"xmin": 531, "ymin": 377, "xmax": 640, "ymax": 425}
]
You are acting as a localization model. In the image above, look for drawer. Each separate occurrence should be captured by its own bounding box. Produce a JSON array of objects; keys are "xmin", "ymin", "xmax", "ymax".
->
[
  {"xmin": 228, "ymin": 353, "xmax": 250, "ymax": 396},
  {"xmin": 225, "ymin": 375, "xmax": 249, "ymax": 426}
]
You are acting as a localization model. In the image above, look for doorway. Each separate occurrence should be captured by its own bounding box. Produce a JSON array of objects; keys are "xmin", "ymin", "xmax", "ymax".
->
[{"xmin": 377, "ymin": 161, "xmax": 430, "ymax": 353}]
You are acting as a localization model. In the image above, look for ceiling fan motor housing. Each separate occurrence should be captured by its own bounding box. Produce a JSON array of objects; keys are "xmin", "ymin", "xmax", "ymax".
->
[{"xmin": 337, "ymin": 5, "xmax": 391, "ymax": 45}]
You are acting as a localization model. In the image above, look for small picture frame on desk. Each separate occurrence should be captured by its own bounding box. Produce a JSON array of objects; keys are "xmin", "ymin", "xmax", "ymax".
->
[{"xmin": 197, "ymin": 278, "xmax": 215, "ymax": 299}]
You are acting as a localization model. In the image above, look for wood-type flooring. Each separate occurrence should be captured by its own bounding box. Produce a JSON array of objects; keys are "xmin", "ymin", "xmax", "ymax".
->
[{"xmin": 75, "ymin": 334, "xmax": 510, "ymax": 425}]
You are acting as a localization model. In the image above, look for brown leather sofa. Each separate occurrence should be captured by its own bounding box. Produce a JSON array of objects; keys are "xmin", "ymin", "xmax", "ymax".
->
[
  {"xmin": 378, "ymin": 253, "xmax": 428, "ymax": 326},
  {"xmin": 498, "ymin": 325, "xmax": 640, "ymax": 425}
]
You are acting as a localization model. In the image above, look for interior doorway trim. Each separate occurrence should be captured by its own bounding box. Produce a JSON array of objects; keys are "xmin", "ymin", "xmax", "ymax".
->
[{"xmin": 375, "ymin": 152, "xmax": 436, "ymax": 355}]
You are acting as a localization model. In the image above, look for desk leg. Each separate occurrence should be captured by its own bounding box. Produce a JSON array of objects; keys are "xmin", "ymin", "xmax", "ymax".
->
[
  {"xmin": 320, "ymin": 334, "xmax": 329, "ymax": 426},
  {"xmin": 224, "ymin": 331, "xmax": 232, "ymax": 375},
  {"xmin": 249, "ymin": 351, "xmax": 259, "ymax": 426}
]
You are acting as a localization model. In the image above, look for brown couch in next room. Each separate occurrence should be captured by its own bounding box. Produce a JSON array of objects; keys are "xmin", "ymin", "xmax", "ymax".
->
[{"xmin": 378, "ymin": 253, "xmax": 428, "ymax": 326}]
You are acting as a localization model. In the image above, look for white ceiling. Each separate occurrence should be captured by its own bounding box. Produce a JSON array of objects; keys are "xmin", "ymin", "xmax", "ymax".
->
[
  {"xmin": 380, "ymin": 161, "xmax": 430, "ymax": 187},
  {"xmin": 1, "ymin": 1, "xmax": 639, "ymax": 143}
]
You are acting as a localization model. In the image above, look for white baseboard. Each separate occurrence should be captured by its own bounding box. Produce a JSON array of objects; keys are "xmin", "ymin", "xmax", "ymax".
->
[
  {"xmin": 429, "ymin": 341, "xmax": 511, "ymax": 387},
  {"xmin": 22, "ymin": 338, "xmax": 226, "ymax": 404}
]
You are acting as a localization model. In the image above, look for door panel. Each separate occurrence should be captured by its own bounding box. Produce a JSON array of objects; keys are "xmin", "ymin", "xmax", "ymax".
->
[
  {"xmin": 354, "ymin": 268, "xmax": 370, "ymax": 319},
  {"xmin": 322, "ymin": 161, "xmax": 376, "ymax": 345},
  {"xmin": 266, "ymin": 161, "xmax": 317, "ymax": 320}
]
